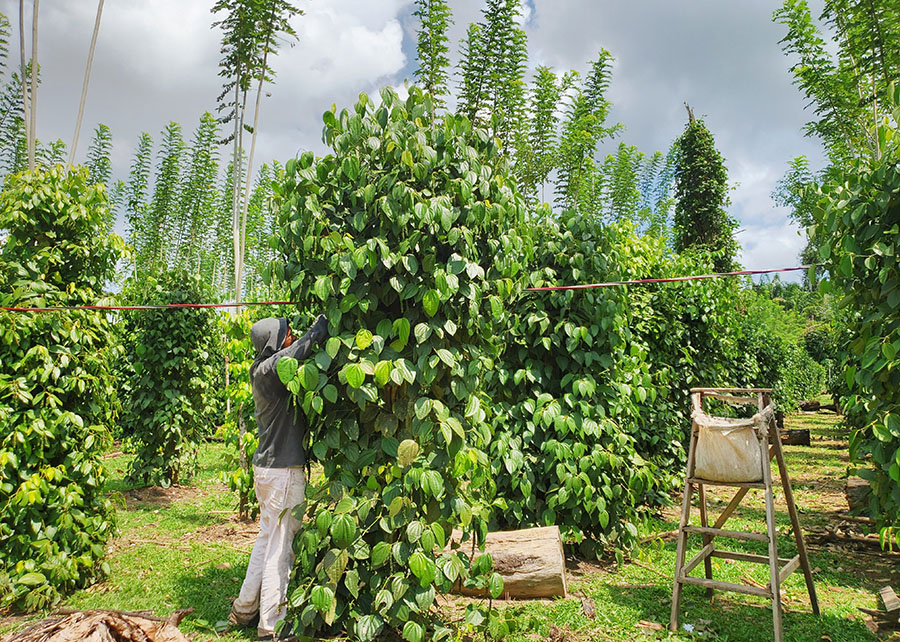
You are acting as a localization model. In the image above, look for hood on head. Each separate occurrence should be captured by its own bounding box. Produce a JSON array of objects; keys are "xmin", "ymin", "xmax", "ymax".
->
[{"xmin": 250, "ymin": 317, "xmax": 288, "ymax": 361}]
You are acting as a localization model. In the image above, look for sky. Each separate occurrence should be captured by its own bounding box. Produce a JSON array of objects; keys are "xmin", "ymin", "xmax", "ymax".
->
[{"xmin": 4, "ymin": 0, "xmax": 827, "ymax": 279}]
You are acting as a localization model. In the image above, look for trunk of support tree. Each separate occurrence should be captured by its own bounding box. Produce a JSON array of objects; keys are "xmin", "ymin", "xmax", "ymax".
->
[
  {"xmin": 26, "ymin": 0, "xmax": 38, "ymax": 171},
  {"xmin": 231, "ymin": 71, "xmax": 243, "ymax": 309},
  {"xmin": 18, "ymin": 0, "xmax": 30, "ymax": 167},
  {"xmin": 69, "ymin": 0, "xmax": 104, "ymax": 165},
  {"xmin": 237, "ymin": 11, "xmax": 275, "ymax": 302}
]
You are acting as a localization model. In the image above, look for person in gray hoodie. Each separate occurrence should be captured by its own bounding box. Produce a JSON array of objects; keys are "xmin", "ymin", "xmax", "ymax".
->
[{"xmin": 229, "ymin": 314, "xmax": 328, "ymax": 640}]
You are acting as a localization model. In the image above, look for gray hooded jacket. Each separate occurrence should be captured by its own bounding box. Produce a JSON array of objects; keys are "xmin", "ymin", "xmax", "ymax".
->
[{"xmin": 249, "ymin": 315, "xmax": 328, "ymax": 468}]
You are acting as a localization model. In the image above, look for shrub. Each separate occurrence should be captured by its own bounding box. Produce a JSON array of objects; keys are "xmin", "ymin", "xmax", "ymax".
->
[
  {"xmin": 812, "ymin": 107, "xmax": 900, "ymax": 537},
  {"xmin": 625, "ymin": 234, "xmax": 747, "ymax": 467},
  {"xmin": 489, "ymin": 213, "xmax": 665, "ymax": 556},
  {"xmin": 121, "ymin": 269, "xmax": 219, "ymax": 486},
  {"xmin": 0, "ymin": 167, "xmax": 124, "ymax": 610},
  {"xmin": 218, "ymin": 311, "xmax": 259, "ymax": 520},
  {"xmin": 271, "ymin": 87, "xmax": 526, "ymax": 641}
]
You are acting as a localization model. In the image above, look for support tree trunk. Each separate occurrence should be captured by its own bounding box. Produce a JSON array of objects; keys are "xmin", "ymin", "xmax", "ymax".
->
[{"xmin": 69, "ymin": 0, "xmax": 104, "ymax": 165}]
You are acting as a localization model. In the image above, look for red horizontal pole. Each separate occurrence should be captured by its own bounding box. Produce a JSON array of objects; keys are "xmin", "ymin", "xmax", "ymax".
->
[
  {"xmin": 1, "ymin": 301, "xmax": 299, "ymax": 313},
  {"xmin": 525, "ymin": 265, "xmax": 812, "ymax": 291}
]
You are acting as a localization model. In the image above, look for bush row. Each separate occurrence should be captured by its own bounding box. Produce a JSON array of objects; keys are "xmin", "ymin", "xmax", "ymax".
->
[{"xmin": 812, "ymin": 106, "xmax": 900, "ymax": 536}]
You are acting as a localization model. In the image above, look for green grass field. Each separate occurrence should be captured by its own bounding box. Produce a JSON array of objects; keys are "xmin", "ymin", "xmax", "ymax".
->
[{"xmin": 2, "ymin": 409, "xmax": 897, "ymax": 641}]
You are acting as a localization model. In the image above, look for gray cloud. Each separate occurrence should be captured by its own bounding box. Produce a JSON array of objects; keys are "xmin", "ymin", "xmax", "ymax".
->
[{"xmin": 4, "ymin": 0, "xmax": 826, "ymax": 276}]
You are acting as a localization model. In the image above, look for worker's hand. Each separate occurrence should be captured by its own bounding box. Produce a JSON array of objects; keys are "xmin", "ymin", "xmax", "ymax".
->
[{"xmin": 312, "ymin": 314, "xmax": 328, "ymax": 341}]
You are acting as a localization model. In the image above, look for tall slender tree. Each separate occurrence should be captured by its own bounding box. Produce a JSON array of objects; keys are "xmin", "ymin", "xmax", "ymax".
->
[
  {"xmin": 413, "ymin": 0, "xmax": 453, "ymax": 115},
  {"xmin": 142, "ymin": 122, "xmax": 185, "ymax": 270},
  {"xmin": 85, "ymin": 123, "xmax": 111, "ymax": 187},
  {"xmin": 211, "ymin": 0, "xmax": 300, "ymax": 308},
  {"xmin": 775, "ymin": 0, "xmax": 900, "ymax": 163},
  {"xmin": 17, "ymin": 2, "xmax": 28, "ymax": 168},
  {"xmin": 0, "ymin": 12, "xmax": 7, "ymax": 84},
  {"xmin": 122, "ymin": 132, "xmax": 153, "ymax": 255},
  {"xmin": 515, "ymin": 66, "xmax": 573, "ymax": 204},
  {"xmin": 773, "ymin": 0, "xmax": 900, "ymax": 270},
  {"xmin": 0, "ymin": 13, "xmax": 27, "ymax": 179},
  {"xmin": 456, "ymin": 0, "xmax": 527, "ymax": 148},
  {"xmin": 27, "ymin": 0, "xmax": 37, "ymax": 171},
  {"xmin": 85, "ymin": 123, "xmax": 112, "ymax": 230},
  {"xmin": 672, "ymin": 107, "xmax": 737, "ymax": 272},
  {"xmin": 236, "ymin": 0, "xmax": 301, "ymax": 306},
  {"xmin": 555, "ymin": 50, "xmax": 619, "ymax": 215},
  {"xmin": 175, "ymin": 112, "xmax": 221, "ymax": 275},
  {"xmin": 456, "ymin": 23, "xmax": 486, "ymax": 123}
]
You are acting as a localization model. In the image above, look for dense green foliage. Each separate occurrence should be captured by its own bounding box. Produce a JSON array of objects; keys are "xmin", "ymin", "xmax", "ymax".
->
[
  {"xmin": 121, "ymin": 270, "xmax": 219, "ymax": 487},
  {"xmin": 116, "ymin": 116, "xmax": 283, "ymax": 300},
  {"xmin": 266, "ymin": 81, "xmax": 819, "ymax": 638},
  {"xmin": 0, "ymin": 167, "xmax": 124, "ymax": 610},
  {"xmin": 488, "ymin": 210, "xmax": 823, "ymax": 558},
  {"xmin": 490, "ymin": 215, "xmax": 665, "ymax": 556},
  {"xmin": 734, "ymin": 285, "xmax": 827, "ymax": 410},
  {"xmin": 811, "ymin": 100, "xmax": 900, "ymax": 538},
  {"xmin": 272, "ymin": 87, "xmax": 524, "ymax": 641},
  {"xmin": 775, "ymin": 0, "xmax": 900, "ymax": 164},
  {"xmin": 672, "ymin": 115, "xmax": 738, "ymax": 272}
]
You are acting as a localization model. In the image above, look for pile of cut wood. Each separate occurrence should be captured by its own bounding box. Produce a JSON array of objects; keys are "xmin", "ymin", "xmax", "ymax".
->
[
  {"xmin": 5, "ymin": 608, "xmax": 192, "ymax": 642},
  {"xmin": 860, "ymin": 586, "xmax": 899, "ymax": 636}
]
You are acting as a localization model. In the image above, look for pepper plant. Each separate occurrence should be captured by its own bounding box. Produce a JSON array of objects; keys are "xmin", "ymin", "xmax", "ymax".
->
[
  {"xmin": 489, "ymin": 212, "xmax": 662, "ymax": 557},
  {"xmin": 121, "ymin": 269, "xmax": 220, "ymax": 487},
  {"xmin": 812, "ymin": 91, "xmax": 900, "ymax": 542},
  {"xmin": 218, "ymin": 311, "xmax": 259, "ymax": 520},
  {"xmin": 270, "ymin": 87, "xmax": 527, "ymax": 641},
  {"xmin": 0, "ymin": 167, "xmax": 124, "ymax": 610}
]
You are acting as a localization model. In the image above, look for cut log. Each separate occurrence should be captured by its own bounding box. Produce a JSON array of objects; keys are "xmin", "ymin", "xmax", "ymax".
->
[
  {"xmin": 846, "ymin": 477, "xmax": 871, "ymax": 513},
  {"xmin": 880, "ymin": 586, "xmax": 900, "ymax": 621},
  {"xmin": 798, "ymin": 400, "xmax": 820, "ymax": 412},
  {"xmin": 780, "ymin": 429, "xmax": 810, "ymax": 446},
  {"xmin": 448, "ymin": 526, "xmax": 567, "ymax": 598}
]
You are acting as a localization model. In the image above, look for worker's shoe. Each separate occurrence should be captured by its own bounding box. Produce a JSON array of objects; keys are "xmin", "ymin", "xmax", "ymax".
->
[
  {"xmin": 227, "ymin": 607, "xmax": 259, "ymax": 628},
  {"xmin": 257, "ymin": 631, "xmax": 298, "ymax": 641}
]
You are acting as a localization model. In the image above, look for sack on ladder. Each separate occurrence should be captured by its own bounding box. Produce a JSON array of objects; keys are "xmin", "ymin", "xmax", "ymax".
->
[{"xmin": 692, "ymin": 406, "xmax": 772, "ymax": 483}]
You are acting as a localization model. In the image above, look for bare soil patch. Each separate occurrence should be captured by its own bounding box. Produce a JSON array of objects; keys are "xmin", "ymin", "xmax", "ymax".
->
[
  {"xmin": 121, "ymin": 485, "xmax": 200, "ymax": 510},
  {"xmin": 186, "ymin": 515, "xmax": 259, "ymax": 551}
]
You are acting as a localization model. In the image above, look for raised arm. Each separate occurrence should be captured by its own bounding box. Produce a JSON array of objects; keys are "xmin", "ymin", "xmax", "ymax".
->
[
  {"xmin": 279, "ymin": 314, "xmax": 329, "ymax": 363},
  {"xmin": 252, "ymin": 315, "xmax": 329, "ymax": 392}
]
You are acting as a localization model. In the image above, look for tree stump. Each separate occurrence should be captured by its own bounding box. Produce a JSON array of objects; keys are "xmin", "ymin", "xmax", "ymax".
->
[
  {"xmin": 846, "ymin": 478, "xmax": 871, "ymax": 513},
  {"xmin": 780, "ymin": 429, "xmax": 811, "ymax": 446},
  {"xmin": 449, "ymin": 526, "xmax": 567, "ymax": 598}
]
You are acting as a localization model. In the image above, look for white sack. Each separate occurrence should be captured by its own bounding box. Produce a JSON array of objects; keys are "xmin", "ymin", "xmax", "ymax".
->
[{"xmin": 692, "ymin": 406, "xmax": 772, "ymax": 483}]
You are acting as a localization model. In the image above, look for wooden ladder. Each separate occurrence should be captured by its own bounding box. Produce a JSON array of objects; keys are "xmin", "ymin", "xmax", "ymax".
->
[{"xmin": 669, "ymin": 388, "xmax": 819, "ymax": 641}]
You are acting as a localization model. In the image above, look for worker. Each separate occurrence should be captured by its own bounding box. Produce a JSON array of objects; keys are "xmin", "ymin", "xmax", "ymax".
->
[{"xmin": 228, "ymin": 314, "xmax": 328, "ymax": 641}]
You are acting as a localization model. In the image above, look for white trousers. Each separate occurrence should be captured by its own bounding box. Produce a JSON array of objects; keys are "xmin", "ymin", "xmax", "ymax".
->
[{"xmin": 232, "ymin": 466, "xmax": 306, "ymax": 637}]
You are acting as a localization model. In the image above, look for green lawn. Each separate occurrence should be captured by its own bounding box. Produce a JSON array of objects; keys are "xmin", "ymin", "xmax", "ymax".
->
[{"xmin": 2, "ymin": 409, "xmax": 896, "ymax": 641}]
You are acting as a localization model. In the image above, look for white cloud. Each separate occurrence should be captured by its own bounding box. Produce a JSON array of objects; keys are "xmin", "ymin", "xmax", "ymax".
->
[
  {"xmin": 5, "ymin": 0, "xmax": 829, "ymax": 269},
  {"xmin": 730, "ymin": 157, "xmax": 783, "ymax": 227},
  {"xmin": 737, "ymin": 220, "xmax": 806, "ymax": 276}
]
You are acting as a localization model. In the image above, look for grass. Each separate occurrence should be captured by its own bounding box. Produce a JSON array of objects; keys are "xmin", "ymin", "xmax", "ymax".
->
[{"xmin": 1, "ymin": 409, "xmax": 896, "ymax": 641}]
